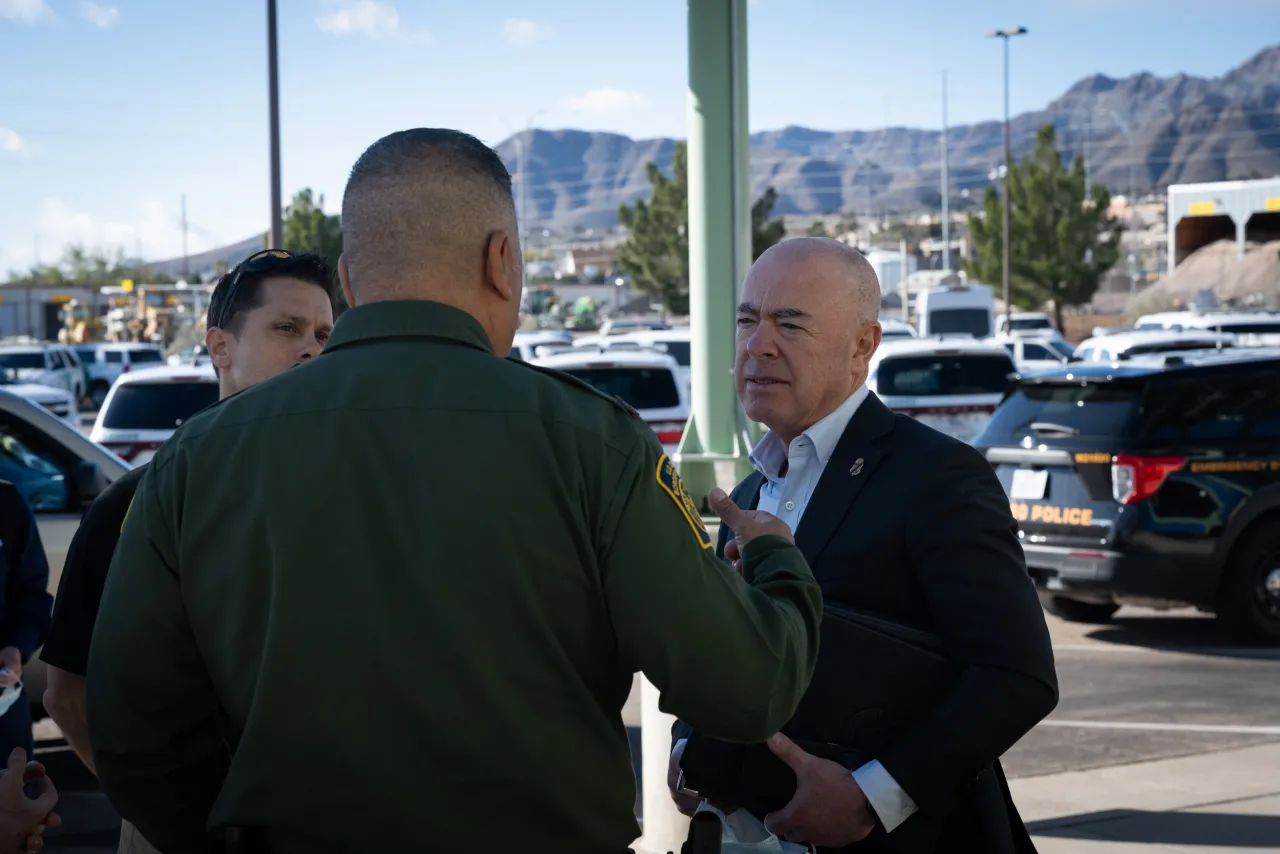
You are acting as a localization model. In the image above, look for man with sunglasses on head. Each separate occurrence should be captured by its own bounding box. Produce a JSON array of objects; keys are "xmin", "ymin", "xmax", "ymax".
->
[{"xmin": 41, "ymin": 249, "xmax": 335, "ymax": 854}]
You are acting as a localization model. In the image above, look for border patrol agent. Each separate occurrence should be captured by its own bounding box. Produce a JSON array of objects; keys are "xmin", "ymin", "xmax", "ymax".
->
[{"xmin": 86, "ymin": 129, "xmax": 822, "ymax": 854}]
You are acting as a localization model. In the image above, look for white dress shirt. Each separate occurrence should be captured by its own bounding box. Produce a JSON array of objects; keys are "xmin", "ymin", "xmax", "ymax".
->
[{"xmin": 675, "ymin": 386, "xmax": 919, "ymax": 833}]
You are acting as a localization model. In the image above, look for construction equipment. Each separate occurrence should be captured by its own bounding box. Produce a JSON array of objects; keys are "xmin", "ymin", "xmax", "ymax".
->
[{"xmin": 58, "ymin": 298, "xmax": 108, "ymax": 345}]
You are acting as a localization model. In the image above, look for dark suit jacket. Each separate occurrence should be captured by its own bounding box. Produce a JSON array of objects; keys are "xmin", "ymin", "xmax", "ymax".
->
[{"xmin": 673, "ymin": 395, "xmax": 1058, "ymax": 854}]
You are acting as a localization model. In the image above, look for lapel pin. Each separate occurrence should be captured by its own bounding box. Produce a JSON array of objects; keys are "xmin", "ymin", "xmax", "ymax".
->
[{"xmin": 849, "ymin": 457, "xmax": 865, "ymax": 476}]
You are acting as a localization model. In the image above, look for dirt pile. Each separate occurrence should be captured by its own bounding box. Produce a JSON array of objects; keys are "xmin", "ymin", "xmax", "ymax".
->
[{"xmin": 1127, "ymin": 238, "xmax": 1280, "ymax": 318}]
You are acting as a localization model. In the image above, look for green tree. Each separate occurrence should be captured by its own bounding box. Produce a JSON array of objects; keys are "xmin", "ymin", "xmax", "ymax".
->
[
  {"xmin": 616, "ymin": 141, "xmax": 786, "ymax": 313},
  {"xmin": 6, "ymin": 244, "xmax": 176, "ymax": 288},
  {"xmin": 963, "ymin": 124, "xmax": 1122, "ymax": 329},
  {"xmin": 279, "ymin": 188, "xmax": 346, "ymax": 315},
  {"xmin": 806, "ymin": 220, "xmax": 829, "ymax": 237},
  {"xmin": 751, "ymin": 188, "xmax": 786, "ymax": 260},
  {"xmin": 616, "ymin": 143, "xmax": 690, "ymax": 314}
]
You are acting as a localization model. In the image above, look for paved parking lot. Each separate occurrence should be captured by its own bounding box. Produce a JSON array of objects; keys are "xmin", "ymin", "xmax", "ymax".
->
[{"xmin": 37, "ymin": 606, "xmax": 1278, "ymax": 851}]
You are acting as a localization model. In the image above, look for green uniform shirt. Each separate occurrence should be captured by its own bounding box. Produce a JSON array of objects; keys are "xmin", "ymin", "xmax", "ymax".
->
[{"xmin": 87, "ymin": 300, "xmax": 822, "ymax": 854}]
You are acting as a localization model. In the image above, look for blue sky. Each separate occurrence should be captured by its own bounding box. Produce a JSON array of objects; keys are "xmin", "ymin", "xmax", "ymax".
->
[{"xmin": 1, "ymin": 0, "xmax": 1277, "ymax": 274}]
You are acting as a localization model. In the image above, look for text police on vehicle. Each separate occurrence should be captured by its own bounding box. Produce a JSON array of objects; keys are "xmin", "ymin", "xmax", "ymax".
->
[{"xmin": 972, "ymin": 348, "xmax": 1280, "ymax": 644}]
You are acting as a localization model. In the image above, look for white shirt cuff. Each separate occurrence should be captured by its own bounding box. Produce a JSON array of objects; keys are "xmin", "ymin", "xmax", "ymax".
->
[{"xmin": 852, "ymin": 759, "xmax": 918, "ymax": 833}]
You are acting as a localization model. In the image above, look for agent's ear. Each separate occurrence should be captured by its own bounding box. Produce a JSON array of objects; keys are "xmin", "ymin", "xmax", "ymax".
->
[
  {"xmin": 338, "ymin": 254, "xmax": 356, "ymax": 308},
  {"xmin": 484, "ymin": 230, "xmax": 518, "ymax": 302},
  {"xmin": 205, "ymin": 326, "xmax": 234, "ymax": 371}
]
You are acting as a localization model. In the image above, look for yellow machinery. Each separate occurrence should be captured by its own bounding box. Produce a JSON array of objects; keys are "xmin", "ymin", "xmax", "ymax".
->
[
  {"xmin": 58, "ymin": 298, "xmax": 109, "ymax": 345},
  {"xmin": 98, "ymin": 283, "xmax": 213, "ymax": 348}
]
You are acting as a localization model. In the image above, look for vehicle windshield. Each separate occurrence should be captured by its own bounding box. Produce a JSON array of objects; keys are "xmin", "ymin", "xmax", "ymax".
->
[
  {"xmin": 102, "ymin": 381, "xmax": 219, "ymax": 429},
  {"xmin": 0, "ymin": 353, "xmax": 45, "ymax": 370},
  {"xmin": 555, "ymin": 366, "xmax": 680, "ymax": 410},
  {"xmin": 1123, "ymin": 339, "xmax": 1231, "ymax": 357},
  {"xmin": 980, "ymin": 381, "xmax": 1144, "ymax": 441},
  {"xmin": 928, "ymin": 309, "xmax": 990, "ymax": 338},
  {"xmin": 1044, "ymin": 339, "xmax": 1076, "ymax": 360},
  {"xmin": 1009, "ymin": 317, "xmax": 1053, "ymax": 331},
  {"xmin": 656, "ymin": 341, "xmax": 690, "ymax": 366},
  {"xmin": 128, "ymin": 348, "xmax": 165, "ymax": 364},
  {"xmin": 875, "ymin": 354, "xmax": 1012, "ymax": 396}
]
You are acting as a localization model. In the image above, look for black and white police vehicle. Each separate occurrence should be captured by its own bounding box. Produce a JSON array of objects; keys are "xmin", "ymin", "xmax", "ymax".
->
[{"xmin": 974, "ymin": 348, "xmax": 1280, "ymax": 643}]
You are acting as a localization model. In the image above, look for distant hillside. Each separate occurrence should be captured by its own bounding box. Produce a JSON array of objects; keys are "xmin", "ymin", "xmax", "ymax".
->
[
  {"xmin": 181, "ymin": 44, "xmax": 1280, "ymax": 271},
  {"xmin": 493, "ymin": 44, "xmax": 1280, "ymax": 230},
  {"xmin": 146, "ymin": 233, "xmax": 264, "ymax": 280}
]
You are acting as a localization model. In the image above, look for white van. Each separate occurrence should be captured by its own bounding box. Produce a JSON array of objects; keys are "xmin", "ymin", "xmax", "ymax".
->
[
  {"xmin": 868, "ymin": 338, "xmax": 1015, "ymax": 443},
  {"xmin": 916, "ymin": 283, "xmax": 995, "ymax": 339}
]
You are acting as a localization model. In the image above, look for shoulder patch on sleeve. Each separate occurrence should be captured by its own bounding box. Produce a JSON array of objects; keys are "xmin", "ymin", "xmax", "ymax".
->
[{"xmin": 656, "ymin": 454, "xmax": 713, "ymax": 550}]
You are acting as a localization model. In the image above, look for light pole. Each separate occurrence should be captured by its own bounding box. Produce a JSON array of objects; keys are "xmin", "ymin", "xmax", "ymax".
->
[
  {"xmin": 508, "ymin": 109, "xmax": 545, "ymax": 291},
  {"xmin": 941, "ymin": 69, "xmax": 950, "ymax": 272},
  {"xmin": 267, "ymin": 0, "xmax": 283, "ymax": 250},
  {"xmin": 988, "ymin": 26, "xmax": 1026, "ymax": 331}
]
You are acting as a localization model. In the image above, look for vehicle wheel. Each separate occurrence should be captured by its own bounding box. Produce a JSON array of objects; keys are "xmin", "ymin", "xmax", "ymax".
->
[
  {"xmin": 1039, "ymin": 594, "xmax": 1119, "ymax": 624},
  {"xmin": 90, "ymin": 381, "xmax": 109, "ymax": 409},
  {"xmin": 1217, "ymin": 526, "xmax": 1280, "ymax": 645}
]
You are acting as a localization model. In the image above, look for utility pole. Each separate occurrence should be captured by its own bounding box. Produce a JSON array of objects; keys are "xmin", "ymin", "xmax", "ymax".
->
[
  {"xmin": 941, "ymin": 70, "xmax": 950, "ymax": 272},
  {"xmin": 899, "ymin": 239, "xmax": 909, "ymax": 322},
  {"xmin": 514, "ymin": 132, "xmax": 526, "ymax": 291},
  {"xmin": 267, "ymin": 0, "xmax": 283, "ymax": 250},
  {"xmin": 181, "ymin": 194, "xmax": 189, "ymax": 280},
  {"xmin": 988, "ymin": 26, "xmax": 1027, "ymax": 332}
]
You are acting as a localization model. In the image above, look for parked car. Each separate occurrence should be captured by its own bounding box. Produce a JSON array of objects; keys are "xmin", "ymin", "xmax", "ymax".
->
[
  {"xmin": 612, "ymin": 328, "xmax": 692, "ymax": 393},
  {"xmin": 532, "ymin": 347, "xmax": 689, "ymax": 455},
  {"xmin": 1072, "ymin": 329, "xmax": 1235, "ymax": 363},
  {"xmin": 973, "ymin": 348, "xmax": 1280, "ymax": 643},
  {"xmin": 880, "ymin": 319, "xmax": 918, "ymax": 342},
  {"xmin": 0, "ymin": 387, "xmax": 128, "ymax": 713},
  {"xmin": 91, "ymin": 364, "xmax": 219, "ymax": 465},
  {"xmin": 509, "ymin": 330, "xmax": 573, "ymax": 362},
  {"xmin": 0, "ymin": 371, "xmax": 77, "ymax": 425},
  {"xmin": 995, "ymin": 334, "xmax": 1074, "ymax": 374},
  {"xmin": 0, "ymin": 343, "xmax": 85, "ymax": 406},
  {"xmin": 74, "ymin": 342, "xmax": 167, "ymax": 408},
  {"xmin": 868, "ymin": 338, "xmax": 1016, "ymax": 444}
]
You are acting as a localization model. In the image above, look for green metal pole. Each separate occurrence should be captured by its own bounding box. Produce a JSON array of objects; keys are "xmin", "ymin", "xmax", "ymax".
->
[
  {"xmin": 675, "ymin": 0, "xmax": 753, "ymax": 508},
  {"xmin": 638, "ymin": 5, "xmax": 751, "ymax": 852}
]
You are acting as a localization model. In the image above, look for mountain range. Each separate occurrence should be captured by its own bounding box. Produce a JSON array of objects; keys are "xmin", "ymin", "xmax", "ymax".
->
[
  {"xmin": 493, "ymin": 44, "xmax": 1280, "ymax": 231},
  {"xmin": 151, "ymin": 44, "xmax": 1280, "ymax": 275}
]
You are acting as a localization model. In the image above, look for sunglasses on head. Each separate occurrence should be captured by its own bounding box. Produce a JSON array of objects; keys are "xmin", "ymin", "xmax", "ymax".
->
[{"xmin": 210, "ymin": 249, "xmax": 297, "ymax": 329}]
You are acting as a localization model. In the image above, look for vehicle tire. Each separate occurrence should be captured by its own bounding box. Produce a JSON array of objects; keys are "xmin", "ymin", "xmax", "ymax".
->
[
  {"xmin": 1217, "ymin": 525, "xmax": 1280, "ymax": 645},
  {"xmin": 90, "ymin": 381, "xmax": 109, "ymax": 409},
  {"xmin": 1039, "ymin": 594, "xmax": 1119, "ymax": 624}
]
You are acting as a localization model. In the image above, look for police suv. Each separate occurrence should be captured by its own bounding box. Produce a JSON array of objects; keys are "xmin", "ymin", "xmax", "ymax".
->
[{"xmin": 973, "ymin": 348, "xmax": 1280, "ymax": 643}]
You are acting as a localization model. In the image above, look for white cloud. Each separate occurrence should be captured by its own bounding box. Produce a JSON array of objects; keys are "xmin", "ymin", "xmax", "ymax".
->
[
  {"xmin": 502, "ymin": 18, "xmax": 552, "ymax": 48},
  {"xmin": 0, "ymin": 0, "xmax": 54, "ymax": 23},
  {"xmin": 78, "ymin": 1, "xmax": 118, "ymax": 28},
  {"xmin": 24, "ymin": 198, "xmax": 203, "ymax": 265},
  {"xmin": 316, "ymin": 0, "xmax": 431, "ymax": 44},
  {"xmin": 0, "ymin": 127, "xmax": 27, "ymax": 154},
  {"xmin": 563, "ymin": 88, "xmax": 651, "ymax": 116}
]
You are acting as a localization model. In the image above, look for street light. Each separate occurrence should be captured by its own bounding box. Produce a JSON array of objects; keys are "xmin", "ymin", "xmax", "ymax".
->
[
  {"xmin": 988, "ymin": 26, "xmax": 1027, "ymax": 332},
  {"xmin": 267, "ymin": 0, "xmax": 283, "ymax": 250},
  {"xmin": 506, "ymin": 109, "xmax": 546, "ymax": 290}
]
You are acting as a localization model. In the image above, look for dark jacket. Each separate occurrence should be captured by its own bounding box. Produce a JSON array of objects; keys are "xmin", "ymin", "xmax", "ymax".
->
[
  {"xmin": 676, "ymin": 394, "xmax": 1058, "ymax": 853},
  {"xmin": 86, "ymin": 300, "xmax": 823, "ymax": 854},
  {"xmin": 0, "ymin": 481, "xmax": 53, "ymax": 664}
]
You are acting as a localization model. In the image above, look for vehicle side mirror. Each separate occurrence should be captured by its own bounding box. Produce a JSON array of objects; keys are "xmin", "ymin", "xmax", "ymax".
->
[{"xmin": 71, "ymin": 461, "xmax": 107, "ymax": 509}]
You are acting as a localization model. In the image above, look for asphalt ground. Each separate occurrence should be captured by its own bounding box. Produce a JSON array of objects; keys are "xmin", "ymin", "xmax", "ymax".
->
[{"xmin": 33, "ymin": 606, "xmax": 1278, "ymax": 851}]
